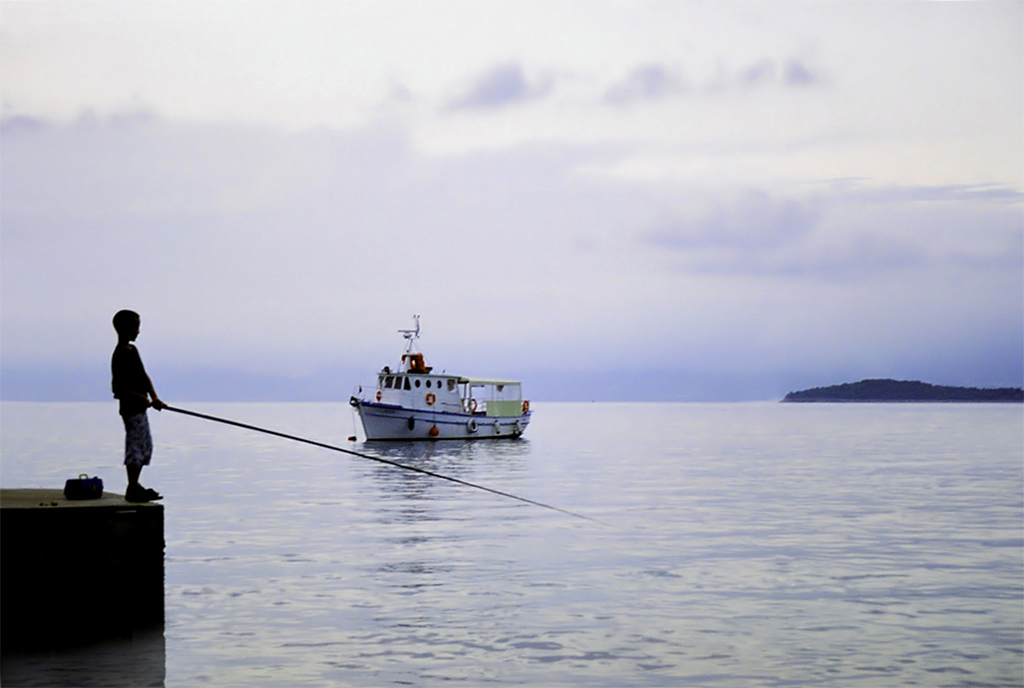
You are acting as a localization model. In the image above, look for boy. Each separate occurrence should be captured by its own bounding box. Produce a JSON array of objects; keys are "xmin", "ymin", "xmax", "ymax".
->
[{"xmin": 111, "ymin": 309, "xmax": 166, "ymax": 503}]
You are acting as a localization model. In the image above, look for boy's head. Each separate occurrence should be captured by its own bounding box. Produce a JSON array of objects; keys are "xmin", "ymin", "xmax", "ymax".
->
[{"xmin": 113, "ymin": 310, "xmax": 141, "ymax": 339}]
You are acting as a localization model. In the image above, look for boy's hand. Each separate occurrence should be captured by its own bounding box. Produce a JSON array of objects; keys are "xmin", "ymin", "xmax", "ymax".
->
[{"xmin": 151, "ymin": 398, "xmax": 167, "ymax": 411}]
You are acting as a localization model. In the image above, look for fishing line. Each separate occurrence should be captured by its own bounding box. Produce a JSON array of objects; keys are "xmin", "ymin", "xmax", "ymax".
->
[{"xmin": 163, "ymin": 405, "xmax": 597, "ymax": 524}]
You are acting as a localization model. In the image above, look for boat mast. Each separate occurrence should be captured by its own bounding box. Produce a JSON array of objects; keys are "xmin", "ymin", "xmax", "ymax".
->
[
  {"xmin": 399, "ymin": 315, "xmax": 420, "ymax": 354},
  {"xmin": 398, "ymin": 315, "xmax": 421, "ymax": 372}
]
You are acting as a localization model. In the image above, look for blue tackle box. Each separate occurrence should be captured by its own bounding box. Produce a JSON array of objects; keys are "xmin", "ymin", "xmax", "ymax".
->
[{"xmin": 64, "ymin": 474, "xmax": 104, "ymax": 500}]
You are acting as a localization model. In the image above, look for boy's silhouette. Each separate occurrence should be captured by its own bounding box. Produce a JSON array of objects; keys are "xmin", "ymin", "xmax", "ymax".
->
[{"xmin": 111, "ymin": 310, "xmax": 166, "ymax": 503}]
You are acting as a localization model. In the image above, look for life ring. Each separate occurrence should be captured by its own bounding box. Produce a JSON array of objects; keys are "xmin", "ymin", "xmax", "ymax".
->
[
  {"xmin": 425, "ymin": 393, "xmax": 436, "ymax": 406},
  {"xmin": 375, "ymin": 390, "xmax": 382, "ymax": 402},
  {"xmin": 522, "ymin": 400, "xmax": 530, "ymax": 414},
  {"xmin": 469, "ymin": 398, "xmax": 478, "ymax": 413},
  {"xmin": 466, "ymin": 418, "xmax": 478, "ymax": 433}
]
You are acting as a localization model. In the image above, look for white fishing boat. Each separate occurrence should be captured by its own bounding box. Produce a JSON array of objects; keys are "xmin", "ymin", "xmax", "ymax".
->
[{"xmin": 349, "ymin": 317, "xmax": 532, "ymax": 440}]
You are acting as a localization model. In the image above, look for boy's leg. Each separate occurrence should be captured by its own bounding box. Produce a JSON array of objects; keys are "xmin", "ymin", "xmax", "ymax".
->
[
  {"xmin": 126, "ymin": 464, "xmax": 142, "ymax": 489},
  {"xmin": 124, "ymin": 412, "xmax": 157, "ymax": 500},
  {"xmin": 126, "ymin": 465, "xmax": 159, "ymax": 501}
]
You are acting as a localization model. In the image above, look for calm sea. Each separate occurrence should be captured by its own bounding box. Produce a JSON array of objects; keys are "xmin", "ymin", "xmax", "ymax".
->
[{"xmin": 2, "ymin": 401, "xmax": 1022, "ymax": 687}]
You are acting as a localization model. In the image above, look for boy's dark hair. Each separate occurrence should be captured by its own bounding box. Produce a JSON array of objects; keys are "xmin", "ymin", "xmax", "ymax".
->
[{"xmin": 113, "ymin": 309, "xmax": 140, "ymax": 336}]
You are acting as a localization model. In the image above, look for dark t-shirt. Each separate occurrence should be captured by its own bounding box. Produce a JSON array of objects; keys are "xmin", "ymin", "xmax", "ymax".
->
[{"xmin": 111, "ymin": 344, "xmax": 149, "ymax": 417}]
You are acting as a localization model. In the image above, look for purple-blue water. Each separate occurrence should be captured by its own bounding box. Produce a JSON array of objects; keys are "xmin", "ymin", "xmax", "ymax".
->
[{"xmin": 2, "ymin": 401, "xmax": 1022, "ymax": 686}]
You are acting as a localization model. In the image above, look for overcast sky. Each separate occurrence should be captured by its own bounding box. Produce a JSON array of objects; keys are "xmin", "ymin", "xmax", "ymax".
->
[{"xmin": 2, "ymin": 1, "xmax": 1021, "ymax": 401}]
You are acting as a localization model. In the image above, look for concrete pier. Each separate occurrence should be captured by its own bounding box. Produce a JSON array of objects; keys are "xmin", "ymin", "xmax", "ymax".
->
[{"xmin": 1, "ymin": 489, "xmax": 164, "ymax": 658}]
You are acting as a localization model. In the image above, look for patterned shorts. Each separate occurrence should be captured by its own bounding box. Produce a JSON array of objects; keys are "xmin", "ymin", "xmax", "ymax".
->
[{"xmin": 123, "ymin": 412, "xmax": 153, "ymax": 467}]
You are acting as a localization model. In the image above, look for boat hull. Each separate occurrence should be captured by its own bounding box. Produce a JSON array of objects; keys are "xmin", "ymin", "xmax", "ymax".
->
[{"xmin": 351, "ymin": 399, "xmax": 530, "ymax": 440}]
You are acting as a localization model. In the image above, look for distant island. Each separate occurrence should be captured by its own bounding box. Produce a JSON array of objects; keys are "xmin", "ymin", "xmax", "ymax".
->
[{"xmin": 782, "ymin": 379, "xmax": 1024, "ymax": 403}]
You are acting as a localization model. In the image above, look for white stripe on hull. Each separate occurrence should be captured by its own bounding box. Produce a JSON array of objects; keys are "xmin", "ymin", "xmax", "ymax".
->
[{"xmin": 354, "ymin": 401, "xmax": 530, "ymax": 440}]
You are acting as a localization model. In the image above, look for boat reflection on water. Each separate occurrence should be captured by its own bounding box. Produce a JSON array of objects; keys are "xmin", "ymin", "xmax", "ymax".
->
[
  {"xmin": 356, "ymin": 438, "xmax": 536, "ymax": 603},
  {"xmin": 361, "ymin": 436, "xmax": 532, "ymax": 463},
  {"xmin": 357, "ymin": 438, "xmax": 533, "ymax": 522}
]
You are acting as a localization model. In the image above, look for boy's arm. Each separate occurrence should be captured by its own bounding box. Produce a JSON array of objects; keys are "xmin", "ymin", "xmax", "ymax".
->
[
  {"xmin": 118, "ymin": 389, "xmax": 157, "ymax": 407},
  {"xmin": 146, "ymin": 374, "xmax": 166, "ymax": 410}
]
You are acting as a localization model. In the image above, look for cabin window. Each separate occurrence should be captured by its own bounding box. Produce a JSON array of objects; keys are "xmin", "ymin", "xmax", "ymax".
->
[
  {"xmin": 393, "ymin": 376, "xmax": 401, "ymax": 389},
  {"xmin": 425, "ymin": 380, "xmax": 432, "ymax": 388},
  {"xmin": 404, "ymin": 377, "xmax": 411, "ymax": 391},
  {"xmin": 447, "ymin": 379, "xmax": 456, "ymax": 391},
  {"xmin": 415, "ymin": 379, "xmax": 421, "ymax": 388}
]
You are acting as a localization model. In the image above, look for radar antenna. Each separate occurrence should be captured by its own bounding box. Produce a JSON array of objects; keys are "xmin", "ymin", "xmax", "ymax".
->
[{"xmin": 399, "ymin": 315, "xmax": 421, "ymax": 354}]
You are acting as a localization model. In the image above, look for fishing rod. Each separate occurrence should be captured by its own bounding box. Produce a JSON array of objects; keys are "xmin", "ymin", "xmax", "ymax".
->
[{"xmin": 163, "ymin": 405, "xmax": 596, "ymax": 524}]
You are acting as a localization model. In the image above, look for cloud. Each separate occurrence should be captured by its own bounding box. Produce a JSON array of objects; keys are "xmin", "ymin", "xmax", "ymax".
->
[
  {"xmin": 2, "ymin": 113, "xmax": 1020, "ymax": 401},
  {"xmin": 783, "ymin": 60, "xmax": 818, "ymax": 87},
  {"xmin": 0, "ymin": 115, "xmax": 50, "ymax": 134},
  {"xmin": 641, "ymin": 183, "xmax": 1022, "ymax": 281},
  {"xmin": 447, "ymin": 62, "xmax": 552, "ymax": 110},
  {"xmin": 646, "ymin": 190, "xmax": 820, "ymax": 252},
  {"xmin": 836, "ymin": 182, "xmax": 1024, "ymax": 205},
  {"xmin": 604, "ymin": 64, "xmax": 687, "ymax": 105},
  {"xmin": 0, "ymin": 1, "xmax": 1019, "ymax": 402},
  {"xmin": 740, "ymin": 59, "xmax": 777, "ymax": 88},
  {"xmin": 602, "ymin": 57, "xmax": 820, "ymax": 107},
  {"xmin": 706, "ymin": 57, "xmax": 823, "ymax": 94},
  {"xmin": 0, "ymin": 112, "xmax": 642, "ymax": 375},
  {"xmin": 674, "ymin": 232, "xmax": 927, "ymax": 279}
]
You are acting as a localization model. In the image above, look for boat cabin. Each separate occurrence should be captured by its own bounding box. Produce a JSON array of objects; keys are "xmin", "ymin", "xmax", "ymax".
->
[{"xmin": 374, "ymin": 370, "xmax": 526, "ymax": 417}]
